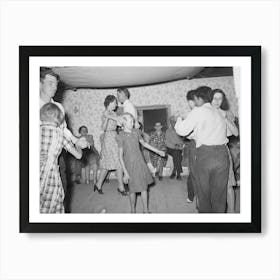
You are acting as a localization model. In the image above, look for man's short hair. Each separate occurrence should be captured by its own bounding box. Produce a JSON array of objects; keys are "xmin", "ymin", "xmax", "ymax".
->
[
  {"xmin": 79, "ymin": 125, "xmax": 88, "ymax": 134},
  {"xmin": 40, "ymin": 103, "xmax": 64, "ymax": 126},
  {"xmin": 194, "ymin": 86, "xmax": 212, "ymax": 103},
  {"xmin": 186, "ymin": 89, "xmax": 196, "ymax": 101},
  {"xmin": 40, "ymin": 67, "xmax": 59, "ymax": 82},
  {"xmin": 117, "ymin": 87, "xmax": 130, "ymax": 99}
]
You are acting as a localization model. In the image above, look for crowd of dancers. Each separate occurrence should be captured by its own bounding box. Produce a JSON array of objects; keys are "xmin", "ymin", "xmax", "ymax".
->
[{"xmin": 40, "ymin": 68, "xmax": 240, "ymax": 214}]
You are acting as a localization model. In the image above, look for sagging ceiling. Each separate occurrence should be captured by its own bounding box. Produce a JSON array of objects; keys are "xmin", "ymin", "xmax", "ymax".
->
[{"xmin": 51, "ymin": 66, "xmax": 232, "ymax": 89}]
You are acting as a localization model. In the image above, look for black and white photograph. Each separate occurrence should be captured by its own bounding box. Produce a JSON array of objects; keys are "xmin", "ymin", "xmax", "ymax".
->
[
  {"xmin": 20, "ymin": 46, "xmax": 260, "ymax": 232},
  {"xmin": 3, "ymin": 1, "xmax": 280, "ymax": 279},
  {"xmin": 39, "ymin": 66, "xmax": 240, "ymax": 215}
]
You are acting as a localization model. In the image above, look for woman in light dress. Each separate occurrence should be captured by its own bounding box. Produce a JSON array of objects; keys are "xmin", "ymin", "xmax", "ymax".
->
[{"xmin": 93, "ymin": 95, "xmax": 128, "ymax": 195}]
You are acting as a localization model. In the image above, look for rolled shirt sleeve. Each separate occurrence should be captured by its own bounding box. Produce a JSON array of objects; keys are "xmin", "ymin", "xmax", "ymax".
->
[
  {"xmin": 63, "ymin": 131, "xmax": 81, "ymax": 159},
  {"xmin": 51, "ymin": 99, "xmax": 78, "ymax": 144},
  {"xmin": 63, "ymin": 126, "xmax": 78, "ymax": 144},
  {"xmin": 174, "ymin": 109, "xmax": 197, "ymax": 137}
]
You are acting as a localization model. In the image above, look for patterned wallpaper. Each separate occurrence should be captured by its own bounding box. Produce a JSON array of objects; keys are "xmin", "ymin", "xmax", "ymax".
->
[{"xmin": 62, "ymin": 76, "xmax": 238, "ymax": 151}]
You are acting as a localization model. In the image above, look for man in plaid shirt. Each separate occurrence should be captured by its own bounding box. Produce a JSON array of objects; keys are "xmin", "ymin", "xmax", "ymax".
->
[{"xmin": 40, "ymin": 103, "xmax": 82, "ymax": 213}]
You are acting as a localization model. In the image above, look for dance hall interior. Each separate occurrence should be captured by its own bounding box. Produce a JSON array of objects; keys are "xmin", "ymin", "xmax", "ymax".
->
[{"xmin": 40, "ymin": 66, "xmax": 240, "ymax": 214}]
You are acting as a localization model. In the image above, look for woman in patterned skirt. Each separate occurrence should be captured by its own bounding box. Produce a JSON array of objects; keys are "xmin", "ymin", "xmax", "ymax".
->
[
  {"xmin": 149, "ymin": 122, "xmax": 167, "ymax": 181},
  {"xmin": 93, "ymin": 95, "xmax": 128, "ymax": 195},
  {"xmin": 40, "ymin": 103, "xmax": 82, "ymax": 213}
]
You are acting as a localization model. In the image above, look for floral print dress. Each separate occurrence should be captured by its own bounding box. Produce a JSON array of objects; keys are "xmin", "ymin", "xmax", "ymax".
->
[{"xmin": 149, "ymin": 131, "xmax": 167, "ymax": 171}]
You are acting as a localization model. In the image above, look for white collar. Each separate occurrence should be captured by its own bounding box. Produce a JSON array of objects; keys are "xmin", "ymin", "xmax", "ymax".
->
[
  {"xmin": 201, "ymin": 102, "xmax": 211, "ymax": 108},
  {"xmin": 40, "ymin": 97, "xmax": 52, "ymax": 108},
  {"xmin": 123, "ymin": 99, "xmax": 130, "ymax": 106}
]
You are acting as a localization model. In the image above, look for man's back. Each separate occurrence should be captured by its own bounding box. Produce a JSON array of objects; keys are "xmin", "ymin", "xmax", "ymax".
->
[
  {"xmin": 175, "ymin": 102, "xmax": 227, "ymax": 147},
  {"xmin": 194, "ymin": 103, "xmax": 227, "ymax": 147}
]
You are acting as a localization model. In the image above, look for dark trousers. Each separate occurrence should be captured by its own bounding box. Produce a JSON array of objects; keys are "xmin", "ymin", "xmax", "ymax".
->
[
  {"xmin": 186, "ymin": 140, "xmax": 196, "ymax": 201},
  {"xmin": 194, "ymin": 145, "xmax": 229, "ymax": 213},
  {"xmin": 58, "ymin": 154, "xmax": 67, "ymax": 192},
  {"xmin": 167, "ymin": 147, "xmax": 183, "ymax": 175}
]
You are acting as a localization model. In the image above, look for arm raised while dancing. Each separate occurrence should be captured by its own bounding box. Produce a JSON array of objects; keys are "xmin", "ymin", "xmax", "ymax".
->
[
  {"xmin": 139, "ymin": 138, "xmax": 165, "ymax": 157},
  {"xmin": 174, "ymin": 109, "xmax": 198, "ymax": 137}
]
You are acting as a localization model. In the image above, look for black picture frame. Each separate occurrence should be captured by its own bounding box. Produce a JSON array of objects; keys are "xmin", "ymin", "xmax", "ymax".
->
[{"xmin": 19, "ymin": 46, "xmax": 261, "ymax": 233}]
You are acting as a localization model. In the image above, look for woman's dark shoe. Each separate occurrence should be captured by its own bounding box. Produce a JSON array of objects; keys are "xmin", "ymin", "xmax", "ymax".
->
[
  {"xmin": 176, "ymin": 175, "xmax": 182, "ymax": 181},
  {"xmin": 124, "ymin": 184, "xmax": 129, "ymax": 192},
  {"xmin": 117, "ymin": 188, "xmax": 128, "ymax": 196},
  {"xmin": 93, "ymin": 184, "xmax": 104, "ymax": 194},
  {"xmin": 169, "ymin": 173, "xmax": 176, "ymax": 179},
  {"xmin": 158, "ymin": 176, "xmax": 163, "ymax": 181}
]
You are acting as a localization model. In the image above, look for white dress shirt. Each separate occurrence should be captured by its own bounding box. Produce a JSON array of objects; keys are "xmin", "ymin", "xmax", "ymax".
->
[
  {"xmin": 123, "ymin": 99, "xmax": 139, "ymax": 128},
  {"xmin": 123, "ymin": 100, "xmax": 137, "ymax": 119},
  {"xmin": 175, "ymin": 103, "xmax": 227, "ymax": 148}
]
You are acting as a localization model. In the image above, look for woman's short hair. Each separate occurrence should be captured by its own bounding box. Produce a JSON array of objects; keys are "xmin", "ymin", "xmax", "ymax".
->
[
  {"xmin": 117, "ymin": 87, "xmax": 130, "ymax": 99},
  {"xmin": 104, "ymin": 95, "xmax": 117, "ymax": 108},
  {"xmin": 79, "ymin": 125, "xmax": 88, "ymax": 133},
  {"xmin": 194, "ymin": 86, "xmax": 212, "ymax": 103},
  {"xmin": 40, "ymin": 67, "xmax": 59, "ymax": 82},
  {"xmin": 40, "ymin": 103, "xmax": 64, "ymax": 126},
  {"xmin": 186, "ymin": 89, "xmax": 196, "ymax": 101},
  {"xmin": 209, "ymin": 88, "xmax": 229, "ymax": 111}
]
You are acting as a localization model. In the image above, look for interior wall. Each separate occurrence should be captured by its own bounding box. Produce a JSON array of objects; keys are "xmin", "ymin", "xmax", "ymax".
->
[{"xmin": 62, "ymin": 76, "xmax": 238, "ymax": 151}]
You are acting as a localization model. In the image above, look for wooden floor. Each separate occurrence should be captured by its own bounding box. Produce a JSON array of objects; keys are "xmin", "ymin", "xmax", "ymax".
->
[
  {"xmin": 69, "ymin": 176, "xmax": 198, "ymax": 213},
  {"xmin": 68, "ymin": 177, "xmax": 240, "ymax": 214}
]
